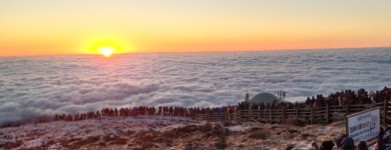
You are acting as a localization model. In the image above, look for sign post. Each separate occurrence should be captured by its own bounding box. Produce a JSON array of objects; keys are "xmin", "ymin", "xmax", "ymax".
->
[{"xmin": 346, "ymin": 107, "xmax": 380, "ymax": 143}]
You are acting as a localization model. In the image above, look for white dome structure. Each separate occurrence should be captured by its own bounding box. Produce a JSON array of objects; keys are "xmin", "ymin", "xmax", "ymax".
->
[{"xmin": 247, "ymin": 93, "xmax": 280, "ymax": 105}]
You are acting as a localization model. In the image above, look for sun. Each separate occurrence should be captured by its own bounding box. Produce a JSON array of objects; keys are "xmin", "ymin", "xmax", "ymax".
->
[
  {"xmin": 98, "ymin": 46, "xmax": 114, "ymax": 57},
  {"xmin": 82, "ymin": 35, "xmax": 132, "ymax": 56}
]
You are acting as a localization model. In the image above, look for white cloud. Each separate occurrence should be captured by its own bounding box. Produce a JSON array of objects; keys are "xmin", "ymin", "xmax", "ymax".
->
[{"xmin": 0, "ymin": 48, "xmax": 390, "ymax": 125}]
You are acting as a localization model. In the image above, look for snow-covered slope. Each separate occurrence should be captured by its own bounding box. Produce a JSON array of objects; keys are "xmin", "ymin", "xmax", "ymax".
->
[{"xmin": 0, "ymin": 116, "xmax": 345, "ymax": 149}]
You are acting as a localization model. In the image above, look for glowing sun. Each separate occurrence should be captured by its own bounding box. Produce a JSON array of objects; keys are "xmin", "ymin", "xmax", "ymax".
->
[{"xmin": 98, "ymin": 46, "xmax": 114, "ymax": 57}]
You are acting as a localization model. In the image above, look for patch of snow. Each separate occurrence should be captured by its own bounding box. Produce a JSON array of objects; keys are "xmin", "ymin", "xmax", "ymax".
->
[{"xmin": 227, "ymin": 125, "xmax": 250, "ymax": 132}]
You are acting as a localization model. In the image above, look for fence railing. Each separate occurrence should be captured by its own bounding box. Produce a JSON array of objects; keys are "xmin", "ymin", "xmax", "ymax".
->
[{"xmin": 194, "ymin": 99, "xmax": 391, "ymax": 126}]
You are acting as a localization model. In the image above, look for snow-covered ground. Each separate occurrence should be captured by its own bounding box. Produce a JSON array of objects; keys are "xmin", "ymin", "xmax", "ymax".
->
[{"xmin": 0, "ymin": 116, "xmax": 346, "ymax": 149}]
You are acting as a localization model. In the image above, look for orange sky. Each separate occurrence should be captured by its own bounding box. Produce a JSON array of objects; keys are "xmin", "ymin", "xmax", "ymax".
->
[{"xmin": 1, "ymin": 0, "xmax": 391, "ymax": 56}]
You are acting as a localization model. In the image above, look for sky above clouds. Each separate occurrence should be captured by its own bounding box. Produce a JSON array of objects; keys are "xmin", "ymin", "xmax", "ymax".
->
[{"xmin": 1, "ymin": 0, "xmax": 391, "ymax": 56}]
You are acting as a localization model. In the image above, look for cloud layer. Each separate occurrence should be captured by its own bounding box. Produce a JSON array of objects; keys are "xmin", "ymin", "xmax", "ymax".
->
[{"xmin": 0, "ymin": 48, "xmax": 390, "ymax": 125}]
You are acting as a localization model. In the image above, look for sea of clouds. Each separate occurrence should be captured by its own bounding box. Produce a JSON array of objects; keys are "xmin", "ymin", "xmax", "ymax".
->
[{"xmin": 0, "ymin": 48, "xmax": 390, "ymax": 125}]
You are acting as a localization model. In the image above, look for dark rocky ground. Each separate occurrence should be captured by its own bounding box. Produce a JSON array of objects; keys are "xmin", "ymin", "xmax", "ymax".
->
[{"xmin": 0, "ymin": 117, "xmax": 345, "ymax": 150}]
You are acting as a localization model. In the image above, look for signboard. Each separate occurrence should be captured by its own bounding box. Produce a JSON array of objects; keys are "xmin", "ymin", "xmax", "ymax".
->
[{"xmin": 346, "ymin": 107, "xmax": 380, "ymax": 143}]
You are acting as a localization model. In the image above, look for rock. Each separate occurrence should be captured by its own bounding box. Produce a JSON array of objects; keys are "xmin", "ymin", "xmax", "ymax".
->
[
  {"xmin": 85, "ymin": 136, "xmax": 100, "ymax": 144},
  {"xmin": 201, "ymin": 123, "xmax": 213, "ymax": 132},
  {"xmin": 127, "ymin": 130, "xmax": 135, "ymax": 136},
  {"xmin": 202, "ymin": 123, "xmax": 229, "ymax": 139},
  {"xmin": 248, "ymin": 131, "xmax": 267, "ymax": 139},
  {"xmin": 214, "ymin": 140, "xmax": 227, "ymax": 149},
  {"xmin": 301, "ymin": 133, "xmax": 310, "ymax": 139},
  {"xmin": 223, "ymin": 121, "xmax": 234, "ymax": 127},
  {"xmin": 184, "ymin": 142, "xmax": 203, "ymax": 150},
  {"xmin": 3, "ymin": 141, "xmax": 23, "ymax": 149},
  {"xmin": 177, "ymin": 125, "xmax": 200, "ymax": 134},
  {"xmin": 286, "ymin": 118, "xmax": 307, "ymax": 126},
  {"xmin": 135, "ymin": 130, "xmax": 161, "ymax": 143},
  {"xmin": 285, "ymin": 144, "xmax": 295, "ymax": 150},
  {"xmin": 110, "ymin": 137, "xmax": 127, "ymax": 145},
  {"xmin": 288, "ymin": 129, "xmax": 298, "ymax": 133},
  {"xmin": 212, "ymin": 124, "xmax": 227, "ymax": 136},
  {"xmin": 141, "ymin": 142, "xmax": 158, "ymax": 149},
  {"xmin": 249, "ymin": 127, "xmax": 263, "ymax": 132},
  {"xmin": 99, "ymin": 142, "xmax": 106, "ymax": 147}
]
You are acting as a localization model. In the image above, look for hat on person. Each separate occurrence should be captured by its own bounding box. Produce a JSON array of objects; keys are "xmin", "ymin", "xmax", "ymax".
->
[
  {"xmin": 341, "ymin": 137, "xmax": 355, "ymax": 150},
  {"xmin": 335, "ymin": 134, "xmax": 347, "ymax": 147}
]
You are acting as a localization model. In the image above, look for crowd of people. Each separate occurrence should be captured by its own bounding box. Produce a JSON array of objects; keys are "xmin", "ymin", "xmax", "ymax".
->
[
  {"xmin": 52, "ymin": 105, "xmax": 244, "ymax": 122},
  {"xmin": 0, "ymin": 87, "xmax": 389, "ymax": 124},
  {"xmin": 1, "ymin": 87, "xmax": 390, "ymax": 127},
  {"xmin": 53, "ymin": 106, "xmax": 216, "ymax": 122},
  {"xmin": 49, "ymin": 87, "xmax": 391, "ymax": 124},
  {"xmin": 238, "ymin": 86, "xmax": 391, "ymax": 111},
  {"xmin": 297, "ymin": 136, "xmax": 366, "ymax": 150},
  {"xmin": 298, "ymin": 126, "xmax": 391, "ymax": 150},
  {"xmin": 304, "ymin": 87, "xmax": 390, "ymax": 108}
]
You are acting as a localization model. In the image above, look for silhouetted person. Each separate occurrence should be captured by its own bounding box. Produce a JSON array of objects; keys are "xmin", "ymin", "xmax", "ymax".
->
[
  {"xmin": 357, "ymin": 141, "xmax": 368, "ymax": 150},
  {"xmin": 320, "ymin": 140, "xmax": 334, "ymax": 150}
]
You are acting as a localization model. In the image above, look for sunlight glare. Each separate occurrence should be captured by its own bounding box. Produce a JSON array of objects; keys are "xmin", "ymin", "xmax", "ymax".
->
[{"xmin": 99, "ymin": 46, "xmax": 114, "ymax": 57}]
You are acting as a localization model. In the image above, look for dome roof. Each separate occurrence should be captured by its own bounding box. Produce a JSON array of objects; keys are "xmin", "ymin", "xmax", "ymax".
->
[{"xmin": 248, "ymin": 93, "xmax": 279, "ymax": 105}]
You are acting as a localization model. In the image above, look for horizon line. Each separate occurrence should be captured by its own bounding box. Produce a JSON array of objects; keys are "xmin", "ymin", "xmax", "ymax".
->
[{"xmin": 1, "ymin": 46, "xmax": 390, "ymax": 58}]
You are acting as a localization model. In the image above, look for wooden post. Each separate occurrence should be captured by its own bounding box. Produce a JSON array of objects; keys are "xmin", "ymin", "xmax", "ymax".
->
[
  {"xmin": 206, "ymin": 111, "xmax": 209, "ymax": 122},
  {"xmin": 225, "ymin": 111, "xmax": 228, "ymax": 122},
  {"xmin": 249, "ymin": 107, "xmax": 252, "ymax": 121},
  {"xmin": 240, "ymin": 109, "xmax": 243, "ymax": 123},
  {"xmin": 346, "ymin": 103, "xmax": 350, "ymax": 115},
  {"xmin": 194, "ymin": 111, "xmax": 196, "ymax": 120},
  {"xmin": 224, "ymin": 111, "xmax": 227, "ymax": 122},
  {"xmin": 216, "ymin": 112, "xmax": 219, "ymax": 122},
  {"xmin": 384, "ymin": 98, "xmax": 388, "ymax": 126},
  {"xmin": 216, "ymin": 111, "xmax": 219, "ymax": 122},
  {"xmin": 258, "ymin": 106, "xmax": 261, "ymax": 122},
  {"xmin": 237, "ymin": 109, "xmax": 240, "ymax": 123},
  {"xmin": 310, "ymin": 107, "xmax": 314, "ymax": 124},
  {"xmin": 326, "ymin": 103, "xmax": 330, "ymax": 123},
  {"xmin": 269, "ymin": 108, "xmax": 273, "ymax": 123},
  {"xmin": 234, "ymin": 109, "xmax": 237, "ymax": 122},
  {"xmin": 295, "ymin": 107, "xmax": 299, "ymax": 121},
  {"xmin": 282, "ymin": 107, "xmax": 285, "ymax": 124},
  {"xmin": 217, "ymin": 112, "xmax": 219, "ymax": 122}
]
